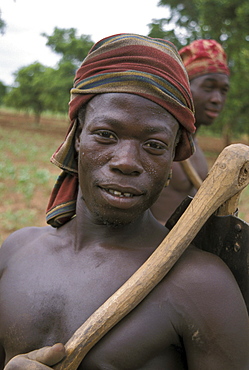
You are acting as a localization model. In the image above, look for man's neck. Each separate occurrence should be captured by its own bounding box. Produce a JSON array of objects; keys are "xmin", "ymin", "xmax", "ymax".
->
[{"xmin": 72, "ymin": 194, "xmax": 167, "ymax": 253}]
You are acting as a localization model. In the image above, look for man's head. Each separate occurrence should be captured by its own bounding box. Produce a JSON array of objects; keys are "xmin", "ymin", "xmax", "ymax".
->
[
  {"xmin": 179, "ymin": 39, "xmax": 230, "ymax": 128},
  {"xmin": 46, "ymin": 33, "xmax": 196, "ymax": 227}
]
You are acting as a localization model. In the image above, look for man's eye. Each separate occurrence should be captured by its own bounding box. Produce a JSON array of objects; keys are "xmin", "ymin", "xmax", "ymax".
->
[
  {"xmin": 144, "ymin": 141, "xmax": 167, "ymax": 152},
  {"xmin": 221, "ymin": 88, "xmax": 229, "ymax": 95},
  {"xmin": 203, "ymin": 85, "xmax": 213, "ymax": 92},
  {"xmin": 146, "ymin": 142, "xmax": 162, "ymax": 149},
  {"xmin": 96, "ymin": 130, "xmax": 116, "ymax": 139}
]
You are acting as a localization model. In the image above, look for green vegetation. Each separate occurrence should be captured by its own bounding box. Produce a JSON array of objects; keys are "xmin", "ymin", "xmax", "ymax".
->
[
  {"xmin": 1, "ymin": 5, "xmax": 248, "ymax": 137},
  {"xmin": 148, "ymin": 0, "xmax": 249, "ymax": 139},
  {"xmin": 0, "ymin": 125, "xmax": 62, "ymax": 244},
  {"xmin": 2, "ymin": 27, "xmax": 94, "ymax": 123},
  {"xmin": 0, "ymin": 9, "xmax": 6, "ymax": 34},
  {"xmin": 239, "ymin": 186, "xmax": 249, "ymax": 222}
]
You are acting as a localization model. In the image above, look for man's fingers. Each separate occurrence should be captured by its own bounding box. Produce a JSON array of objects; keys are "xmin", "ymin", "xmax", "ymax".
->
[
  {"xmin": 5, "ymin": 356, "xmax": 53, "ymax": 369},
  {"xmin": 27, "ymin": 343, "xmax": 66, "ymax": 366},
  {"xmin": 5, "ymin": 343, "xmax": 66, "ymax": 369}
]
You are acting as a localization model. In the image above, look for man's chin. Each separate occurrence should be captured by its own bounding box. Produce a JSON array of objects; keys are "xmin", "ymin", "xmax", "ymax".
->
[
  {"xmin": 93, "ymin": 208, "xmax": 143, "ymax": 228},
  {"xmin": 200, "ymin": 117, "xmax": 216, "ymax": 127}
]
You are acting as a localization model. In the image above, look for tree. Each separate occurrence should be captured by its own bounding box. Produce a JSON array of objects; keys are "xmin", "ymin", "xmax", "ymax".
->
[
  {"xmin": 0, "ymin": 81, "xmax": 7, "ymax": 104},
  {"xmin": 0, "ymin": 9, "xmax": 6, "ymax": 34},
  {"xmin": 4, "ymin": 28, "xmax": 94, "ymax": 118},
  {"xmin": 4, "ymin": 63, "xmax": 51, "ymax": 124},
  {"xmin": 41, "ymin": 61, "xmax": 76, "ymax": 114},
  {"xmin": 42, "ymin": 27, "xmax": 94, "ymax": 64},
  {"xmin": 39, "ymin": 27, "xmax": 95, "ymax": 113},
  {"xmin": 148, "ymin": 0, "xmax": 249, "ymax": 139}
]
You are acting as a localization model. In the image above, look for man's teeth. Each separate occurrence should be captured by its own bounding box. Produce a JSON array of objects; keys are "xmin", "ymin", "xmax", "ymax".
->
[{"xmin": 108, "ymin": 189, "xmax": 133, "ymax": 197}]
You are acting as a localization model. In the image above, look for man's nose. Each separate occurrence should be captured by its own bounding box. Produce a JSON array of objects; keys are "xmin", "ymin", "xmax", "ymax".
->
[
  {"xmin": 110, "ymin": 140, "xmax": 143, "ymax": 175},
  {"xmin": 210, "ymin": 89, "xmax": 223, "ymax": 104}
]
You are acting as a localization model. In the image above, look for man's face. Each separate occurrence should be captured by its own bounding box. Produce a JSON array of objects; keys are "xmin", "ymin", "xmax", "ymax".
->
[
  {"xmin": 190, "ymin": 73, "xmax": 229, "ymax": 128},
  {"xmin": 75, "ymin": 93, "xmax": 179, "ymax": 226}
]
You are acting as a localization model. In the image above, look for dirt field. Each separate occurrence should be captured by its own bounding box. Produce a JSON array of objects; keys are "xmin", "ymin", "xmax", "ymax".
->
[{"xmin": 1, "ymin": 110, "xmax": 249, "ymax": 244}]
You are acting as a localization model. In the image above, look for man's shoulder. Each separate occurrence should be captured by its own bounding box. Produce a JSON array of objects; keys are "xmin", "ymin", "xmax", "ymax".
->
[
  {"xmin": 0, "ymin": 226, "xmax": 53, "ymax": 268},
  {"xmin": 1, "ymin": 225, "xmax": 53, "ymax": 246},
  {"xmin": 173, "ymin": 245, "xmax": 237, "ymax": 287},
  {"xmin": 164, "ymin": 246, "xmax": 246, "ymax": 316}
]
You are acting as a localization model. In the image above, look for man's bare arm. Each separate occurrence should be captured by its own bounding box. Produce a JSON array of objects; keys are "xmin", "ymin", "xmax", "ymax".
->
[{"xmin": 181, "ymin": 253, "xmax": 249, "ymax": 369}]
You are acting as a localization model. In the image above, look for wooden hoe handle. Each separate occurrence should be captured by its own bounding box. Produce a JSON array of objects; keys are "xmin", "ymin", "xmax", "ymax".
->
[
  {"xmin": 180, "ymin": 158, "xmax": 203, "ymax": 189},
  {"xmin": 54, "ymin": 144, "xmax": 249, "ymax": 370}
]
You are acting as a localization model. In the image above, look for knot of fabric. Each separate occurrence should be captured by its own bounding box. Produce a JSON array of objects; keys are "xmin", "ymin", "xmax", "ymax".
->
[{"xmin": 179, "ymin": 39, "xmax": 229, "ymax": 81}]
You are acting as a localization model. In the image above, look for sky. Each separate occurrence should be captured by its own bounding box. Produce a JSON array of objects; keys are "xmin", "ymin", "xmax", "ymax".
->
[{"xmin": 0, "ymin": 0, "xmax": 168, "ymax": 86}]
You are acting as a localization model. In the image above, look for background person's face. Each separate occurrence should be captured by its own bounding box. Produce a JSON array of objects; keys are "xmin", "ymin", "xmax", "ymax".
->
[{"xmin": 190, "ymin": 73, "xmax": 229, "ymax": 128}]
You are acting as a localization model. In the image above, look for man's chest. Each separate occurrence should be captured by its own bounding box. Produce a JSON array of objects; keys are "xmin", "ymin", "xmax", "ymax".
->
[{"xmin": 0, "ymin": 249, "xmax": 183, "ymax": 367}]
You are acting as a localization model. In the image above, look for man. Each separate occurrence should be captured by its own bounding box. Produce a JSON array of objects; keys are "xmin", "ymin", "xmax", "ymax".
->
[
  {"xmin": 0, "ymin": 34, "xmax": 248, "ymax": 369},
  {"xmin": 151, "ymin": 39, "xmax": 230, "ymax": 225}
]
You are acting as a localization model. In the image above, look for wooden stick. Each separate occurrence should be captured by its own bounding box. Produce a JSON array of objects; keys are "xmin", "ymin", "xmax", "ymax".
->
[
  {"xmin": 215, "ymin": 191, "xmax": 242, "ymax": 216},
  {"xmin": 180, "ymin": 158, "xmax": 203, "ymax": 189},
  {"xmin": 54, "ymin": 143, "xmax": 249, "ymax": 370}
]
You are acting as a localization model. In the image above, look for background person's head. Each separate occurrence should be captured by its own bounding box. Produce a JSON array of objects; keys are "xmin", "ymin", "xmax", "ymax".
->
[{"xmin": 179, "ymin": 39, "xmax": 230, "ymax": 129}]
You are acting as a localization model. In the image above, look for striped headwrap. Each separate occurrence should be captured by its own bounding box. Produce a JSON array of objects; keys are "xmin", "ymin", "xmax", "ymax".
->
[
  {"xmin": 46, "ymin": 33, "xmax": 196, "ymax": 227},
  {"xmin": 179, "ymin": 39, "xmax": 229, "ymax": 81}
]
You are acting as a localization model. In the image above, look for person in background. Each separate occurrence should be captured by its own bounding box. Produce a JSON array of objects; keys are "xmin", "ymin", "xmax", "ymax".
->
[
  {"xmin": 151, "ymin": 39, "xmax": 230, "ymax": 225},
  {"xmin": 1, "ymin": 34, "xmax": 247, "ymax": 370}
]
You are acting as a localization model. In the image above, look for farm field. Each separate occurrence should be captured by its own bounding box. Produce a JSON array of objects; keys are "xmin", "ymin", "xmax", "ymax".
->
[{"xmin": 1, "ymin": 109, "xmax": 249, "ymax": 244}]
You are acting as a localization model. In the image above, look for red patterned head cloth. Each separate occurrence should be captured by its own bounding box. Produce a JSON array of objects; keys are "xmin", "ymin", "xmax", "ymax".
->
[
  {"xmin": 46, "ymin": 33, "xmax": 196, "ymax": 227},
  {"xmin": 179, "ymin": 39, "xmax": 229, "ymax": 81}
]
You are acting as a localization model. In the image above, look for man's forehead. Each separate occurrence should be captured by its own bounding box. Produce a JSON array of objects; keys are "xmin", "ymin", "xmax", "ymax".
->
[
  {"xmin": 84, "ymin": 93, "xmax": 179, "ymax": 130},
  {"xmin": 192, "ymin": 73, "xmax": 230, "ymax": 85},
  {"xmin": 85, "ymin": 93, "xmax": 174, "ymax": 114}
]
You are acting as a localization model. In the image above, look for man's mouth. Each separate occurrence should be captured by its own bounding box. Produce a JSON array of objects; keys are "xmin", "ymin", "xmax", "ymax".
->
[
  {"xmin": 106, "ymin": 188, "xmax": 134, "ymax": 198},
  {"xmin": 98, "ymin": 185, "xmax": 144, "ymax": 209},
  {"xmin": 205, "ymin": 109, "xmax": 219, "ymax": 119}
]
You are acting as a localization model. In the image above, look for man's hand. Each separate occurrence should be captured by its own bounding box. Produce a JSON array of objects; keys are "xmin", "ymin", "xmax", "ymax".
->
[{"xmin": 4, "ymin": 343, "xmax": 66, "ymax": 369}]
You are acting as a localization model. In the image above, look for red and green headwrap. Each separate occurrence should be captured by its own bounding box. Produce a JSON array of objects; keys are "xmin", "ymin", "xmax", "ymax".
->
[
  {"xmin": 179, "ymin": 39, "xmax": 229, "ymax": 81},
  {"xmin": 46, "ymin": 33, "xmax": 196, "ymax": 227}
]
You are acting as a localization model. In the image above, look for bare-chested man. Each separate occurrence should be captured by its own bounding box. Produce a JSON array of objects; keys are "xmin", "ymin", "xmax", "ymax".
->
[
  {"xmin": 0, "ymin": 34, "xmax": 248, "ymax": 370},
  {"xmin": 151, "ymin": 39, "xmax": 230, "ymax": 225}
]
